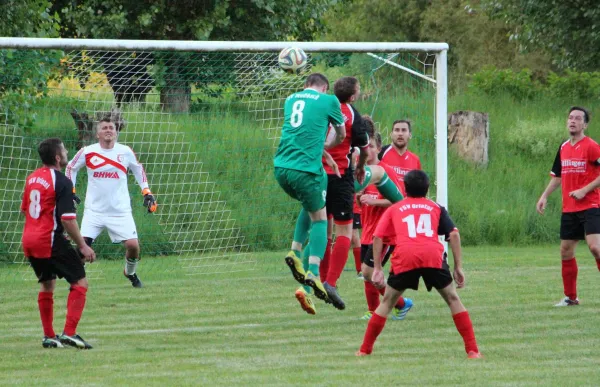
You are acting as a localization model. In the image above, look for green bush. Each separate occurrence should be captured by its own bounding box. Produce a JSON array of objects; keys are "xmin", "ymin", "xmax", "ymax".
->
[
  {"xmin": 547, "ymin": 70, "xmax": 600, "ymax": 100},
  {"xmin": 504, "ymin": 117, "xmax": 566, "ymax": 159},
  {"xmin": 469, "ymin": 67, "xmax": 539, "ymax": 100}
]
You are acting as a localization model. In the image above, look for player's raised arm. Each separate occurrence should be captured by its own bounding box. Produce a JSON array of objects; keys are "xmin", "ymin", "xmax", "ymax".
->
[
  {"xmin": 66, "ymin": 148, "xmax": 85, "ymax": 188},
  {"xmin": 127, "ymin": 147, "xmax": 157, "ymax": 213}
]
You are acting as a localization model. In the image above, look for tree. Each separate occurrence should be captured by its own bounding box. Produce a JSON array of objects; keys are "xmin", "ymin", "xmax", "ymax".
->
[
  {"xmin": 0, "ymin": 1, "xmax": 61, "ymax": 129},
  {"xmin": 486, "ymin": 0, "xmax": 600, "ymax": 71},
  {"xmin": 52, "ymin": 0, "xmax": 336, "ymax": 112}
]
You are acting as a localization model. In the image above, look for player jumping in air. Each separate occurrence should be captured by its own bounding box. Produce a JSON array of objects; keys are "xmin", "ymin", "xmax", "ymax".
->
[
  {"xmin": 318, "ymin": 76, "xmax": 369, "ymax": 310},
  {"xmin": 356, "ymin": 170, "xmax": 481, "ymax": 359},
  {"xmin": 21, "ymin": 138, "xmax": 96, "ymax": 349},
  {"xmin": 536, "ymin": 106, "xmax": 600, "ymax": 306},
  {"xmin": 66, "ymin": 118, "xmax": 157, "ymax": 288},
  {"xmin": 274, "ymin": 73, "xmax": 346, "ymax": 306}
]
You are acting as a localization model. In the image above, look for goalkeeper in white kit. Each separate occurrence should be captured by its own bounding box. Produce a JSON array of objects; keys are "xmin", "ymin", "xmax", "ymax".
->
[{"xmin": 66, "ymin": 118, "xmax": 157, "ymax": 287}]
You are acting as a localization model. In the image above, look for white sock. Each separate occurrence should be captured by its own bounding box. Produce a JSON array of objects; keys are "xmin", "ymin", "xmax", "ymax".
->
[
  {"xmin": 308, "ymin": 256, "xmax": 321, "ymax": 265},
  {"xmin": 125, "ymin": 257, "xmax": 138, "ymax": 275}
]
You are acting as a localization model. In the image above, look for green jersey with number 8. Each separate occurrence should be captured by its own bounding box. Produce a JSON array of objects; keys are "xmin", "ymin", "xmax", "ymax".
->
[{"xmin": 274, "ymin": 88, "xmax": 344, "ymax": 175}]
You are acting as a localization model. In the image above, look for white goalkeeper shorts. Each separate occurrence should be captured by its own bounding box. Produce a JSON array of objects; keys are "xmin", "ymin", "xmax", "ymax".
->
[{"xmin": 81, "ymin": 211, "xmax": 138, "ymax": 243}]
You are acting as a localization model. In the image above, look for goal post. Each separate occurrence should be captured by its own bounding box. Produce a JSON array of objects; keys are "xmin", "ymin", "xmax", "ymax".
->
[{"xmin": 0, "ymin": 38, "xmax": 448, "ymax": 279}]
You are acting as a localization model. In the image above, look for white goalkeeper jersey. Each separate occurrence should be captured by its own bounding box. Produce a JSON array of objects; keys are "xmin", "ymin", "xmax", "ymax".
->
[{"xmin": 66, "ymin": 143, "xmax": 150, "ymax": 216}]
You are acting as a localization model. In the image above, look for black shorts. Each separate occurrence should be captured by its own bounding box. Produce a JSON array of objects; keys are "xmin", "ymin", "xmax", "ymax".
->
[
  {"xmin": 353, "ymin": 213, "xmax": 362, "ymax": 229},
  {"xmin": 28, "ymin": 238, "xmax": 85, "ymax": 284},
  {"xmin": 560, "ymin": 208, "xmax": 600, "ymax": 240},
  {"xmin": 387, "ymin": 261, "xmax": 453, "ymax": 292},
  {"xmin": 326, "ymin": 170, "xmax": 354, "ymax": 222},
  {"xmin": 361, "ymin": 244, "xmax": 394, "ymax": 268}
]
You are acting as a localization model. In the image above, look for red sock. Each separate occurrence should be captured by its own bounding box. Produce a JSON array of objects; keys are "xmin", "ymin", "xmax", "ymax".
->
[
  {"xmin": 64, "ymin": 285, "xmax": 87, "ymax": 336},
  {"xmin": 395, "ymin": 296, "xmax": 405, "ymax": 309},
  {"xmin": 561, "ymin": 258, "xmax": 578, "ymax": 300},
  {"xmin": 360, "ymin": 312, "xmax": 387, "ymax": 354},
  {"xmin": 38, "ymin": 291, "xmax": 55, "ymax": 338},
  {"xmin": 596, "ymin": 258, "xmax": 600, "ymax": 271},
  {"xmin": 353, "ymin": 247, "xmax": 362, "ymax": 273},
  {"xmin": 364, "ymin": 281, "xmax": 381, "ymax": 312},
  {"xmin": 452, "ymin": 311, "xmax": 479, "ymax": 354},
  {"xmin": 326, "ymin": 235, "xmax": 351, "ymax": 287},
  {"xmin": 319, "ymin": 238, "xmax": 332, "ymax": 282}
]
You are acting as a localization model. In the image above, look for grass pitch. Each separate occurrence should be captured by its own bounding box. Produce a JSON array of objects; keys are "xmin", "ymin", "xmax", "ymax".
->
[{"xmin": 1, "ymin": 245, "xmax": 600, "ymax": 386}]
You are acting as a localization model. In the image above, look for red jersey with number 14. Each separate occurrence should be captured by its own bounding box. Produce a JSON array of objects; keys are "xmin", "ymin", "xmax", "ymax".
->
[
  {"xmin": 374, "ymin": 197, "xmax": 457, "ymax": 274},
  {"xmin": 21, "ymin": 168, "xmax": 77, "ymax": 258},
  {"xmin": 551, "ymin": 136, "xmax": 600, "ymax": 213}
]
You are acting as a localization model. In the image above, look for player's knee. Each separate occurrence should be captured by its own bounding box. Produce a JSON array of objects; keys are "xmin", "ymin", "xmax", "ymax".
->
[
  {"xmin": 124, "ymin": 240, "xmax": 140, "ymax": 256},
  {"xmin": 589, "ymin": 244, "xmax": 600, "ymax": 259},
  {"xmin": 73, "ymin": 277, "xmax": 88, "ymax": 289},
  {"xmin": 361, "ymin": 264, "xmax": 373, "ymax": 280}
]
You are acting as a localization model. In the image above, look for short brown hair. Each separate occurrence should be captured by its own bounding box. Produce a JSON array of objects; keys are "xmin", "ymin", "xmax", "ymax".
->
[
  {"xmin": 392, "ymin": 119, "xmax": 412, "ymax": 132},
  {"xmin": 334, "ymin": 76, "xmax": 359, "ymax": 103},
  {"xmin": 96, "ymin": 118, "xmax": 115, "ymax": 131},
  {"xmin": 362, "ymin": 114, "xmax": 375, "ymax": 137},
  {"xmin": 305, "ymin": 73, "xmax": 329, "ymax": 89}
]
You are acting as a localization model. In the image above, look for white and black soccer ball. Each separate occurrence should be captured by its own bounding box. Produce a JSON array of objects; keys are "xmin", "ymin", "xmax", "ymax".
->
[{"xmin": 278, "ymin": 47, "xmax": 308, "ymax": 75}]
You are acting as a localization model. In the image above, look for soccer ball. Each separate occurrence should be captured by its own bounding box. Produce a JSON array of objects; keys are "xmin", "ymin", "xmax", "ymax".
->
[{"xmin": 278, "ymin": 47, "xmax": 308, "ymax": 74}]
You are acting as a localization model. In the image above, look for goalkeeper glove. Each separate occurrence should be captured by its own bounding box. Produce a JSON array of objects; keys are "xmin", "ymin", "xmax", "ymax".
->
[
  {"xmin": 72, "ymin": 188, "xmax": 81, "ymax": 205},
  {"xmin": 142, "ymin": 188, "xmax": 157, "ymax": 213}
]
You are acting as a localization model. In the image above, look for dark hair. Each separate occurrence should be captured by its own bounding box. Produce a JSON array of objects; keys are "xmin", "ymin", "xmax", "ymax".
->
[
  {"xmin": 404, "ymin": 170, "xmax": 429, "ymax": 198},
  {"xmin": 392, "ymin": 119, "xmax": 412, "ymax": 132},
  {"xmin": 305, "ymin": 73, "xmax": 329, "ymax": 89},
  {"xmin": 362, "ymin": 114, "xmax": 375, "ymax": 137},
  {"xmin": 38, "ymin": 138, "xmax": 64, "ymax": 166},
  {"xmin": 333, "ymin": 76, "xmax": 359, "ymax": 103},
  {"xmin": 373, "ymin": 131, "xmax": 382, "ymax": 148},
  {"xmin": 569, "ymin": 106, "xmax": 590, "ymax": 123}
]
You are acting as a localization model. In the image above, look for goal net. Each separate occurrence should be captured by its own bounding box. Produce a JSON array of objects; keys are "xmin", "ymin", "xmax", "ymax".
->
[{"xmin": 0, "ymin": 39, "xmax": 447, "ymax": 280}]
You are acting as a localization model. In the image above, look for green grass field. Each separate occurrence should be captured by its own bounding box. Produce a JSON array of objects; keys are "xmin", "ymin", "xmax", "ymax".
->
[{"xmin": 1, "ymin": 245, "xmax": 600, "ymax": 385}]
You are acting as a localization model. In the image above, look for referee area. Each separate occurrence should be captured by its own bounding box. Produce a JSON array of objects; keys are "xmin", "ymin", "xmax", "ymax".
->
[{"xmin": 1, "ymin": 245, "xmax": 599, "ymax": 385}]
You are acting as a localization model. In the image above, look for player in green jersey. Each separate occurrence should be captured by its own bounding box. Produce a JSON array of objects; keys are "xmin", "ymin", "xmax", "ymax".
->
[{"xmin": 274, "ymin": 73, "xmax": 346, "ymax": 304}]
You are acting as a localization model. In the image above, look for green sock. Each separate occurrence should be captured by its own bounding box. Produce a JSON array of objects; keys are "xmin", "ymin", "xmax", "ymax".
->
[
  {"xmin": 308, "ymin": 220, "xmax": 328, "ymax": 276},
  {"xmin": 292, "ymin": 208, "xmax": 311, "ymax": 246},
  {"xmin": 308, "ymin": 263, "xmax": 320, "ymax": 277},
  {"xmin": 302, "ymin": 244, "xmax": 312, "ymax": 293},
  {"xmin": 354, "ymin": 166, "xmax": 373, "ymax": 192},
  {"xmin": 376, "ymin": 172, "xmax": 404, "ymax": 203},
  {"xmin": 293, "ymin": 249, "xmax": 302, "ymax": 258}
]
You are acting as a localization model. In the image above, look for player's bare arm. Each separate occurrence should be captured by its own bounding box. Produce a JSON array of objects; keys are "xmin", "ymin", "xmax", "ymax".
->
[
  {"xmin": 537, "ymin": 177, "xmax": 561, "ymax": 214},
  {"xmin": 569, "ymin": 173, "xmax": 600, "ymax": 200},
  {"xmin": 322, "ymin": 150, "xmax": 341, "ymax": 178},
  {"xmin": 448, "ymin": 230, "xmax": 464, "ymax": 288},
  {"xmin": 371, "ymin": 236, "xmax": 385, "ymax": 288},
  {"xmin": 325, "ymin": 123, "xmax": 346, "ymax": 149},
  {"xmin": 61, "ymin": 218, "xmax": 96, "ymax": 262},
  {"xmin": 359, "ymin": 196, "xmax": 392, "ymax": 208}
]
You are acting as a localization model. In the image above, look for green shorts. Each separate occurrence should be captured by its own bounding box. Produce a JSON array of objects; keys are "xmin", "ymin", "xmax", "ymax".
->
[{"xmin": 274, "ymin": 167, "xmax": 327, "ymax": 212}]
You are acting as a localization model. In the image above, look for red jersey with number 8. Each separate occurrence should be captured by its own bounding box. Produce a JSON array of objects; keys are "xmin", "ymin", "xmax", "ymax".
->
[
  {"xmin": 21, "ymin": 167, "xmax": 77, "ymax": 258},
  {"xmin": 374, "ymin": 197, "xmax": 457, "ymax": 274}
]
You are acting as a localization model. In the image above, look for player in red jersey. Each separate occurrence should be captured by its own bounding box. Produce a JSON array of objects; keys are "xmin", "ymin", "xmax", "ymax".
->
[
  {"xmin": 317, "ymin": 76, "xmax": 369, "ymax": 310},
  {"xmin": 357, "ymin": 130, "xmax": 413, "ymax": 321},
  {"xmin": 21, "ymin": 138, "xmax": 96, "ymax": 349},
  {"xmin": 536, "ymin": 107, "xmax": 600, "ymax": 306},
  {"xmin": 356, "ymin": 170, "xmax": 481, "ymax": 359},
  {"xmin": 379, "ymin": 120, "xmax": 421, "ymax": 196}
]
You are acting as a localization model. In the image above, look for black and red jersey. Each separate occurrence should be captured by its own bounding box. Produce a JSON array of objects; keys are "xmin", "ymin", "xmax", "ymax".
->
[
  {"xmin": 322, "ymin": 103, "xmax": 369, "ymax": 175},
  {"xmin": 21, "ymin": 167, "xmax": 76, "ymax": 258}
]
